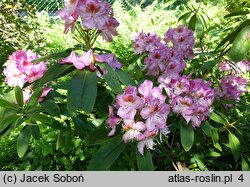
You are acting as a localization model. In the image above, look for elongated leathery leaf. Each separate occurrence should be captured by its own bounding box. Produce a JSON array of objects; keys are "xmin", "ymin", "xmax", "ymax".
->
[
  {"xmin": 14, "ymin": 86, "xmax": 24, "ymax": 107},
  {"xmin": 228, "ymin": 132, "xmax": 241, "ymax": 161},
  {"xmin": 87, "ymin": 136, "xmax": 126, "ymax": 170},
  {"xmin": 180, "ymin": 121, "xmax": 194, "ymax": 152},
  {"xmin": 67, "ymin": 70, "xmax": 97, "ymax": 113},
  {"xmin": 17, "ymin": 125, "xmax": 32, "ymax": 158},
  {"xmin": 32, "ymin": 64, "xmax": 75, "ymax": 90},
  {"xmin": 229, "ymin": 25, "xmax": 250, "ymax": 62},
  {"xmin": 136, "ymin": 149, "xmax": 154, "ymax": 171}
]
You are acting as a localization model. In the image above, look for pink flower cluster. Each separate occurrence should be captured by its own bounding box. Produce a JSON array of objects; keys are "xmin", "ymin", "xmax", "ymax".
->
[
  {"xmin": 218, "ymin": 60, "xmax": 250, "ymax": 74},
  {"xmin": 160, "ymin": 76, "xmax": 214, "ymax": 127},
  {"xmin": 59, "ymin": 49, "xmax": 122, "ymax": 73},
  {"xmin": 164, "ymin": 25, "xmax": 195, "ymax": 60},
  {"xmin": 2, "ymin": 50, "xmax": 51, "ymax": 103},
  {"xmin": 133, "ymin": 25, "xmax": 195, "ymax": 81},
  {"xmin": 3, "ymin": 50, "xmax": 47, "ymax": 88},
  {"xmin": 58, "ymin": 0, "xmax": 119, "ymax": 42},
  {"xmin": 215, "ymin": 75, "xmax": 248, "ymax": 108},
  {"xmin": 106, "ymin": 80, "xmax": 170, "ymax": 155}
]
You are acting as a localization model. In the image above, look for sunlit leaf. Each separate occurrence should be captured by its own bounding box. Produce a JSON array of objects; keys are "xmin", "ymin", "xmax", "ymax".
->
[
  {"xmin": 229, "ymin": 25, "xmax": 250, "ymax": 62},
  {"xmin": 228, "ymin": 132, "xmax": 241, "ymax": 161}
]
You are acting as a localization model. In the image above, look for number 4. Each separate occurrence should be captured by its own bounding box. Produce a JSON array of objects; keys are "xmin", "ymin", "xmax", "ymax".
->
[{"xmin": 238, "ymin": 174, "xmax": 244, "ymax": 182}]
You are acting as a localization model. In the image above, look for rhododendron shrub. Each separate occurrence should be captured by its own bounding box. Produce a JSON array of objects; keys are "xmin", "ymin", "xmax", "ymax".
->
[{"xmin": 0, "ymin": 0, "xmax": 249, "ymax": 171}]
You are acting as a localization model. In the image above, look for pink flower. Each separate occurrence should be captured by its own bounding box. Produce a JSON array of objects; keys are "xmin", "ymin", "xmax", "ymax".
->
[
  {"xmin": 115, "ymin": 86, "xmax": 144, "ymax": 120},
  {"xmin": 141, "ymin": 99, "xmax": 170, "ymax": 131},
  {"xmin": 138, "ymin": 80, "xmax": 165, "ymax": 103},
  {"xmin": 100, "ymin": 17, "xmax": 120, "ymax": 42},
  {"xmin": 237, "ymin": 60, "xmax": 250, "ymax": 73},
  {"xmin": 106, "ymin": 80, "xmax": 171, "ymax": 153},
  {"xmin": 106, "ymin": 106, "xmax": 120, "ymax": 136},
  {"xmin": 218, "ymin": 61, "xmax": 230, "ymax": 71},
  {"xmin": 95, "ymin": 53, "xmax": 122, "ymax": 69},
  {"xmin": 3, "ymin": 50, "xmax": 47, "ymax": 87},
  {"xmin": 164, "ymin": 25, "xmax": 195, "ymax": 59},
  {"xmin": 133, "ymin": 31, "xmax": 163, "ymax": 54},
  {"xmin": 58, "ymin": 0, "xmax": 119, "ymax": 42},
  {"xmin": 25, "ymin": 62, "xmax": 47, "ymax": 83},
  {"xmin": 60, "ymin": 50, "xmax": 122, "ymax": 72},
  {"xmin": 60, "ymin": 51, "xmax": 82, "ymax": 65},
  {"xmin": 171, "ymin": 96, "xmax": 193, "ymax": 114},
  {"xmin": 215, "ymin": 75, "xmax": 248, "ymax": 107},
  {"xmin": 60, "ymin": 49, "xmax": 98, "ymax": 70},
  {"xmin": 38, "ymin": 86, "xmax": 52, "ymax": 102},
  {"xmin": 3, "ymin": 63, "xmax": 26, "ymax": 87},
  {"xmin": 218, "ymin": 60, "xmax": 250, "ymax": 74},
  {"xmin": 122, "ymin": 120, "xmax": 145, "ymax": 143},
  {"xmin": 137, "ymin": 131, "xmax": 156, "ymax": 155},
  {"xmin": 182, "ymin": 106, "xmax": 209, "ymax": 127},
  {"xmin": 161, "ymin": 76, "xmax": 214, "ymax": 127},
  {"xmin": 22, "ymin": 85, "xmax": 52, "ymax": 103},
  {"xmin": 144, "ymin": 48, "xmax": 170, "ymax": 76},
  {"xmin": 58, "ymin": 0, "xmax": 81, "ymax": 33},
  {"xmin": 78, "ymin": 0, "xmax": 110, "ymax": 29}
]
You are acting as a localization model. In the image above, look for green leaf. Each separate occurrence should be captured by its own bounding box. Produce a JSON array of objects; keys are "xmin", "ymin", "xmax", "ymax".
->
[
  {"xmin": 212, "ymin": 143, "xmax": 221, "ymax": 152},
  {"xmin": 41, "ymin": 100, "xmax": 61, "ymax": 116},
  {"xmin": 201, "ymin": 60, "xmax": 218, "ymax": 73},
  {"xmin": 180, "ymin": 121, "xmax": 194, "ymax": 152},
  {"xmin": 210, "ymin": 112, "xmax": 225, "ymax": 125},
  {"xmin": 31, "ymin": 125, "xmax": 41, "ymax": 140},
  {"xmin": 31, "ymin": 48, "xmax": 78, "ymax": 63},
  {"xmin": 188, "ymin": 14, "xmax": 196, "ymax": 31},
  {"xmin": 103, "ymin": 64, "xmax": 123, "ymax": 94},
  {"xmin": 242, "ymin": 156, "xmax": 250, "ymax": 171},
  {"xmin": 207, "ymin": 151, "xmax": 221, "ymax": 157},
  {"xmin": 178, "ymin": 12, "xmax": 192, "ymax": 22},
  {"xmin": 116, "ymin": 69, "xmax": 136, "ymax": 86},
  {"xmin": 17, "ymin": 125, "xmax": 32, "ymax": 158},
  {"xmin": 0, "ymin": 96, "xmax": 18, "ymax": 110},
  {"xmin": 0, "ymin": 115, "xmax": 19, "ymax": 134},
  {"xmin": 228, "ymin": 132, "xmax": 241, "ymax": 161},
  {"xmin": 32, "ymin": 64, "xmax": 75, "ymax": 90},
  {"xmin": 87, "ymin": 136, "xmax": 126, "ymax": 170},
  {"xmin": 0, "ymin": 116, "xmax": 27, "ymax": 137},
  {"xmin": 195, "ymin": 15, "xmax": 204, "ymax": 38},
  {"xmin": 201, "ymin": 121, "xmax": 219, "ymax": 145},
  {"xmin": 163, "ymin": 0, "xmax": 175, "ymax": 7},
  {"xmin": 200, "ymin": 14, "xmax": 208, "ymax": 30},
  {"xmin": 72, "ymin": 114, "xmax": 94, "ymax": 138},
  {"xmin": 95, "ymin": 93, "xmax": 113, "ymax": 114},
  {"xmin": 0, "ymin": 105, "xmax": 17, "ymax": 119},
  {"xmin": 30, "ymin": 113, "xmax": 53, "ymax": 125},
  {"xmin": 216, "ymin": 19, "xmax": 250, "ymax": 50},
  {"xmin": 67, "ymin": 70, "xmax": 97, "ymax": 113},
  {"xmin": 14, "ymin": 86, "xmax": 24, "ymax": 107},
  {"xmin": 85, "ymin": 126, "xmax": 113, "ymax": 146},
  {"xmin": 26, "ymin": 87, "xmax": 44, "ymax": 110},
  {"xmin": 224, "ymin": 10, "xmax": 250, "ymax": 18},
  {"xmin": 136, "ymin": 149, "xmax": 154, "ymax": 171},
  {"xmin": 229, "ymin": 25, "xmax": 250, "ymax": 62},
  {"xmin": 201, "ymin": 121, "xmax": 213, "ymax": 137},
  {"xmin": 56, "ymin": 123, "xmax": 72, "ymax": 154}
]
